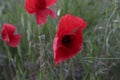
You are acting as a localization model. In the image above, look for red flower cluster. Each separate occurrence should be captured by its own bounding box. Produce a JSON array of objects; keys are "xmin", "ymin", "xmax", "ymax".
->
[
  {"xmin": 1, "ymin": 23, "xmax": 22, "ymax": 47},
  {"xmin": 0, "ymin": 1, "xmax": 87, "ymax": 66},
  {"xmin": 24, "ymin": 0, "xmax": 57, "ymax": 25},
  {"xmin": 53, "ymin": 14, "xmax": 87, "ymax": 65}
]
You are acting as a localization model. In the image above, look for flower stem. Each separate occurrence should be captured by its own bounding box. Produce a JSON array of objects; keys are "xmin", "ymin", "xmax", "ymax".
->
[{"xmin": 4, "ymin": 42, "xmax": 12, "ymax": 62}]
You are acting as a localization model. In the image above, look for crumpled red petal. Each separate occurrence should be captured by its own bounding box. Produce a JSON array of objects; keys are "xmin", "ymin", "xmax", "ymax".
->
[
  {"xmin": 46, "ymin": 0, "xmax": 57, "ymax": 7},
  {"xmin": 36, "ymin": 0, "xmax": 46, "ymax": 9},
  {"xmin": 1, "ymin": 23, "xmax": 16, "ymax": 42},
  {"xmin": 36, "ymin": 8, "xmax": 57, "ymax": 25},
  {"xmin": 57, "ymin": 14, "xmax": 87, "ymax": 37},
  {"xmin": 1, "ymin": 23, "xmax": 22, "ymax": 47},
  {"xmin": 53, "ymin": 33, "xmax": 82, "ymax": 65},
  {"xmin": 8, "ymin": 34, "xmax": 22, "ymax": 47},
  {"xmin": 1, "ymin": 29, "xmax": 9, "ymax": 42},
  {"xmin": 24, "ymin": 0, "xmax": 38, "ymax": 14}
]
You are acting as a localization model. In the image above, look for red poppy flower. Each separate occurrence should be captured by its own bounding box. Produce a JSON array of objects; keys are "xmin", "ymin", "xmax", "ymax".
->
[
  {"xmin": 24, "ymin": 0, "xmax": 57, "ymax": 25},
  {"xmin": 53, "ymin": 14, "xmax": 87, "ymax": 65},
  {"xmin": 1, "ymin": 23, "xmax": 22, "ymax": 47}
]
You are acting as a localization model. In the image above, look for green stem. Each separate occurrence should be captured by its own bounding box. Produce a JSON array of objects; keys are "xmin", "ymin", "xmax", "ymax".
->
[
  {"xmin": 17, "ymin": 46, "xmax": 23, "ymax": 62},
  {"xmin": 4, "ymin": 42, "xmax": 12, "ymax": 62}
]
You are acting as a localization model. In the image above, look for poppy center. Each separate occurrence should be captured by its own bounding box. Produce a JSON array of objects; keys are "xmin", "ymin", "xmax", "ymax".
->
[
  {"xmin": 61, "ymin": 35, "xmax": 72, "ymax": 47},
  {"xmin": 37, "ymin": 0, "xmax": 46, "ymax": 9}
]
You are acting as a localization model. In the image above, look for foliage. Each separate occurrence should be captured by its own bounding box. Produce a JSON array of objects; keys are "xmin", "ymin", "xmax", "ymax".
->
[{"xmin": 0, "ymin": 0, "xmax": 120, "ymax": 80}]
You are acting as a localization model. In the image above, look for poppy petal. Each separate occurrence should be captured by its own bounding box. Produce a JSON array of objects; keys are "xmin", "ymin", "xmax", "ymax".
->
[
  {"xmin": 3, "ymin": 23, "xmax": 16, "ymax": 35},
  {"xmin": 24, "ymin": 0, "xmax": 38, "ymax": 14},
  {"xmin": 1, "ymin": 29, "xmax": 9, "ymax": 42},
  {"xmin": 36, "ymin": 10, "xmax": 47, "ymax": 25},
  {"xmin": 36, "ymin": 8, "xmax": 56, "ymax": 25},
  {"xmin": 54, "ymin": 43, "xmax": 72, "ymax": 65},
  {"xmin": 8, "ymin": 34, "xmax": 22, "ymax": 47},
  {"xmin": 46, "ymin": 0, "xmax": 57, "ymax": 7},
  {"xmin": 57, "ymin": 14, "xmax": 87, "ymax": 37},
  {"xmin": 46, "ymin": 8, "xmax": 57, "ymax": 19},
  {"xmin": 53, "ymin": 33, "xmax": 82, "ymax": 65},
  {"xmin": 53, "ymin": 36, "xmax": 72, "ymax": 65},
  {"xmin": 37, "ymin": 0, "xmax": 46, "ymax": 9},
  {"xmin": 1, "ymin": 23, "xmax": 16, "ymax": 42},
  {"xmin": 66, "ymin": 14, "xmax": 87, "ymax": 31}
]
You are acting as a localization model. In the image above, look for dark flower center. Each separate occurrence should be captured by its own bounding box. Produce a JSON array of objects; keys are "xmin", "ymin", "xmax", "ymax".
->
[
  {"xmin": 37, "ymin": 0, "xmax": 46, "ymax": 9},
  {"xmin": 61, "ymin": 35, "xmax": 72, "ymax": 47}
]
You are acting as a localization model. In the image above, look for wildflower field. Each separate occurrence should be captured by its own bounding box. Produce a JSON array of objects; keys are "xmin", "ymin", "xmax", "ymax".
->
[{"xmin": 0, "ymin": 0, "xmax": 120, "ymax": 80}]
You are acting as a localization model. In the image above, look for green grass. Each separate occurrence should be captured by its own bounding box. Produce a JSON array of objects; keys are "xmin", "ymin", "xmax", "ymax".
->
[{"xmin": 0, "ymin": 0, "xmax": 120, "ymax": 80}]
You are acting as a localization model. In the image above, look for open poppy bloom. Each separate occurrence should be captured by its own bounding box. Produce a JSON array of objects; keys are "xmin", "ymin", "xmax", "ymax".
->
[
  {"xmin": 53, "ymin": 14, "xmax": 87, "ymax": 65},
  {"xmin": 24, "ymin": 0, "xmax": 57, "ymax": 25},
  {"xmin": 1, "ymin": 23, "xmax": 22, "ymax": 47}
]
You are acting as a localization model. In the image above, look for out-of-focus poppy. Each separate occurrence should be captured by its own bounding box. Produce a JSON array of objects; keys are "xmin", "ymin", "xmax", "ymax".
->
[
  {"xmin": 24, "ymin": 0, "xmax": 57, "ymax": 25},
  {"xmin": 1, "ymin": 23, "xmax": 22, "ymax": 47}
]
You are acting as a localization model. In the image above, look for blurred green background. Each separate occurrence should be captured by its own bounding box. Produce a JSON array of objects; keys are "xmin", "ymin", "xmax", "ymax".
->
[{"xmin": 0, "ymin": 0, "xmax": 120, "ymax": 80}]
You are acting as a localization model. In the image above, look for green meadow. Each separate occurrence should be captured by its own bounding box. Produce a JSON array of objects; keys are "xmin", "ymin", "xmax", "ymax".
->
[{"xmin": 0, "ymin": 0, "xmax": 120, "ymax": 80}]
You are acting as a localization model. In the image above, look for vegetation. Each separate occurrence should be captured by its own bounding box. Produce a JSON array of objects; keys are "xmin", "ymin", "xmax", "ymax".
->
[{"xmin": 0, "ymin": 0, "xmax": 120, "ymax": 80}]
